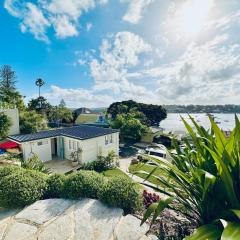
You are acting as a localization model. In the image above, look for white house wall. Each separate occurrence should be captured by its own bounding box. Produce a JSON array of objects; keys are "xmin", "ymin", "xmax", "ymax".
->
[
  {"xmin": 64, "ymin": 132, "xmax": 119, "ymax": 163},
  {"xmin": 22, "ymin": 138, "xmax": 52, "ymax": 162}
]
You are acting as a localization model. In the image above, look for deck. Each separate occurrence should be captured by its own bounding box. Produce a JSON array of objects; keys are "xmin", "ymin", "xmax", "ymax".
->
[{"xmin": 44, "ymin": 158, "xmax": 80, "ymax": 174}]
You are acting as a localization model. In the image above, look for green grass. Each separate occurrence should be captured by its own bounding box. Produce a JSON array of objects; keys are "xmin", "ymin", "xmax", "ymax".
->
[
  {"xmin": 102, "ymin": 168, "xmax": 130, "ymax": 178},
  {"xmin": 128, "ymin": 163, "xmax": 163, "ymax": 185},
  {"xmin": 75, "ymin": 114, "xmax": 99, "ymax": 124}
]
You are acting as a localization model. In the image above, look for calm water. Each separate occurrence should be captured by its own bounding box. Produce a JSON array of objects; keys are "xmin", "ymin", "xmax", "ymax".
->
[{"xmin": 160, "ymin": 113, "xmax": 240, "ymax": 134}]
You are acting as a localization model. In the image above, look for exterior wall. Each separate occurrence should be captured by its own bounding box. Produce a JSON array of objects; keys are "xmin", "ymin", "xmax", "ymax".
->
[
  {"xmin": 20, "ymin": 132, "xmax": 119, "ymax": 164},
  {"xmin": 21, "ymin": 138, "xmax": 52, "ymax": 162},
  {"xmin": 1, "ymin": 108, "xmax": 20, "ymax": 135},
  {"xmin": 64, "ymin": 132, "xmax": 119, "ymax": 163}
]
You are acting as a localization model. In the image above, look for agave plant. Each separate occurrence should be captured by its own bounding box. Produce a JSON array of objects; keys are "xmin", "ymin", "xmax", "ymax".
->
[{"xmin": 140, "ymin": 115, "xmax": 240, "ymax": 240}]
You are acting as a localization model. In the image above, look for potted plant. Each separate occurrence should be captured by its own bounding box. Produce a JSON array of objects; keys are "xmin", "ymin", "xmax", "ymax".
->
[{"xmin": 70, "ymin": 147, "xmax": 82, "ymax": 167}]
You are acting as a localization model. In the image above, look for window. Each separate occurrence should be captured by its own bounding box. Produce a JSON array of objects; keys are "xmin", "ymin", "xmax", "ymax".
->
[
  {"xmin": 110, "ymin": 134, "xmax": 113, "ymax": 143},
  {"xmin": 105, "ymin": 136, "xmax": 108, "ymax": 145},
  {"xmin": 37, "ymin": 140, "xmax": 48, "ymax": 146},
  {"xmin": 73, "ymin": 141, "xmax": 76, "ymax": 150},
  {"xmin": 77, "ymin": 142, "xmax": 80, "ymax": 149},
  {"xmin": 69, "ymin": 140, "xmax": 72, "ymax": 150}
]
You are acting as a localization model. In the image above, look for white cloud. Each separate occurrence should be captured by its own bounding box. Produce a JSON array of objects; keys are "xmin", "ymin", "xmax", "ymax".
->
[
  {"xmin": 144, "ymin": 35, "xmax": 240, "ymax": 104},
  {"xmin": 44, "ymin": 85, "xmax": 113, "ymax": 108},
  {"xmin": 20, "ymin": 2, "xmax": 50, "ymax": 43},
  {"xmin": 4, "ymin": 0, "xmax": 108, "ymax": 42},
  {"xmin": 121, "ymin": 0, "xmax": 154, "ymax": 24}
]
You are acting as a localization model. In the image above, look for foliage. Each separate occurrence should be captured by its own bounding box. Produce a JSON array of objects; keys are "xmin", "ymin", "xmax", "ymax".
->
[
  {"xmin": 70, "ymin": 148, "xmax": 82, "ymax": 163},
  {"xmin": 48, "ymin": 105, "xmax": 73, "ymax": 123},
  {"xmin": 143, "ymin": 190, "xmax": 160, "ymax": 209},
  {"xmin": 21, "ymin": 154, "xmax": 50, "ymax": 174},
  {"xmin": 63, "ymin": 170, "xmax": 106, "ymax": 199},
  {"xmin": 102, "ymin": 168, "xmax": 130, "ymax": 178},
  {"xmin": 81, "ymin": 151, "xmax": 118, "ymax": 172},
  {"xmin": 111, "ymin": 112, "xmax": 148, "ymax": 142},
  {"xmin": 0, "ymin": 168, "xmax": 47, "ymax": 208},
  {"xmin": 27, "ymin": 96, "xmax": 52, "ymax": 113},
  {"xmin": 0, "ymin": 165, "xmax": 21, "ymax": 178},
  {"xmin": 99, "ymin": 176, "xmax": 142, "ymax": 213},
  {"xmin": 0, "ymin": 112, "xmax": 12, "ymax": 138},
  {"xmin": 20, "ymin": 110, "xmax": 47, "ymax": 133},
  {"xmin": 45, "ymin": 173, "xmax": 66, "ymax": 198},
  {"xmin": 140, "ymin": 115, "xmax": 240, "ymax": 240},
  {"xmin": 107, "ymin": 100, "xmax": 167, "ymax": 126}
]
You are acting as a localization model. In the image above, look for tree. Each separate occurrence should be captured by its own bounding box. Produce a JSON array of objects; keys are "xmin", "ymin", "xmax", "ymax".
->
[
  {"xmin": 0, "ymin": 65, "xmax": 20, "ymax": 104},
  {"xmin": 20, "ymin": 111, "xmax": 47, "ymax": 134},
  {"xmin": 111, "ymin": 112, "xmax": 148, "ymax": 142},
  {"xmin": 59, "ymin": 99, "xmax": 66, "ymax": 108},
  {"xmin": 27, "ymin": 97, "xmax": 52, "ymax": 113},
  {"xmin": 107, "ymin": 100, "xmax": 167, "ymax": 126},
  {"xmin": 0, "ymin": 112, "xmax": 12, "ymax": 138},
  {"xmin": 35, "ymin": 78, "xmax": 45, "ymax": 98},
  {"xmin": 47, "ymin": 106, "xmax": 73, "ymax": 123}
]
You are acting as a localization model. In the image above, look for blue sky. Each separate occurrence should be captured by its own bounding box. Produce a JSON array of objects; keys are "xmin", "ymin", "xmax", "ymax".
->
[{"xmin": 1, "ymin": 0, "xmax": 240, "ymax": 107}]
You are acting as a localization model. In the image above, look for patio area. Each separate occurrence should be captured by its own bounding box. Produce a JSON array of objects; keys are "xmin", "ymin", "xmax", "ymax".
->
[{"xmin": 44, "ymin": 158, "xmax": 80, "ymax": 174}]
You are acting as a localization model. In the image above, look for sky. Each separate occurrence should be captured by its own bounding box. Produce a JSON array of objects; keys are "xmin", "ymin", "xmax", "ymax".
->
[{"xmin": 0, "ymin": 0, "xmax": 240, "ymax": 108}]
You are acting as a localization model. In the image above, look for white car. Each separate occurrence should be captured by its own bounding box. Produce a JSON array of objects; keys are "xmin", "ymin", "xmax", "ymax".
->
[{"xmin": 145, "ymin": 144, "xmax": 167, "ymax": 159}]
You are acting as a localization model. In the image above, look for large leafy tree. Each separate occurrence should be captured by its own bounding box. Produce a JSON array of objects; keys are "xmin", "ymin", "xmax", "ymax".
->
[
  {"xmin": 20, "ymin": 111, "xmax": 47, "ymax": 134},
  {"xmin": 0, "ymin": 65, "xmax": 25, "ymax": 109},
  {"xmin": 48, "ymin": 106, "xmax": 73, "ymax": 123},
  {"xmin": 0, "ymin": 112, "xmax": 12, "ymax": 138},
  {"xmin": 111, "ymin": 112, "xmax": 148, "ymax": 142},
  {"xmin": 107, "ymin": 100, "xmax": 167, "ymax": 126},
  {"xmin": 27, "ymin": 97, "xmax": 52, "ymax": 113}
]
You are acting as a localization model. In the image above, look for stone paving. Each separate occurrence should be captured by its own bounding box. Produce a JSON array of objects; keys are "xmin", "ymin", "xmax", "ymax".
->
[{"xmin": 0, "ymin": 199, "xmax": 158, "ymax": 240}]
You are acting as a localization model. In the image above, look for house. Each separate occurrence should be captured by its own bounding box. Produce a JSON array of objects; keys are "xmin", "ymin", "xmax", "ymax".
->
[{"xmin": 8, "ymin": 125, "xmax": 119, "ymax": 163}]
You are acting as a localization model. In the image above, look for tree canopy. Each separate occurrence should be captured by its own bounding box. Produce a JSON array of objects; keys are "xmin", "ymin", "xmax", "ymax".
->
[
  {"xmin": 0, "ymin": 112, "xmax": 12, "ymax": 138},
  {"xmin": 107, "ymin": 100, "xmax": 167, "ymax": 126}
]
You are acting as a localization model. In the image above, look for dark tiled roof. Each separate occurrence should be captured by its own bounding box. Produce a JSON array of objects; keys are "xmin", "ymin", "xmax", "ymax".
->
[{"xmin": 8, "ymin": 125, "xmax": 119, "ymax": 143}]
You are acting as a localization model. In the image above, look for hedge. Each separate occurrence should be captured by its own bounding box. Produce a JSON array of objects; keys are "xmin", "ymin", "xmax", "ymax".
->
[
  {"xmin": 99, "ymin": 176, "xmax": 142, "ymax": 213},
  {"xmin": 0, "ymin": 168, "xmax": 47, "ymax": 208},
  {"xmin": 63, "ymin": 171, "xmax": 106, "ymax": 199},
  {"xmin": 0, "ymin": 166, "xmax": 142, "ymax": 213}
]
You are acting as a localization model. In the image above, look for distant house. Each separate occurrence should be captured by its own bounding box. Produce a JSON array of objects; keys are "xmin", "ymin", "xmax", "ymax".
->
[
  {"xmin": 8, "ymin": 125, "xmax": 119, "ymax": 163},
  {"xmin": 73, "ymin": 107, "xmax": 93, "ymax": 116},
  {"xmin": 0, "ymin": 107, "xmax": 20, "ymax": 135},
  {"xmin": 141, "ymin": 127, "xmax": 163, "ymax": 143}
]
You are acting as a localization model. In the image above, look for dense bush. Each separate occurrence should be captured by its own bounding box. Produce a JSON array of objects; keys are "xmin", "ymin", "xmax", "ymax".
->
[
  {"xmin": 81, "ymin": 151, "xmax": 118, "ymax": 172},
  {"xmin": 0, "ymin": 168, "xmax": 47, "ymax": 208},
  {"xmin": 0, "ymin": 165, "xmax": 20, "ymax": 178},
  {"xmin": 21, "ymin": 154, "xmax": 50, "ymax": 174},
  {"xmin": 45, "ymin": 173, "xmax": 66, "ymax": 198},
  {"xmin": 99, "ymin": 176, "xmax": 142, "ymax": 213},
  {"xmin": 63, "ymin": 171, "xmax": 106, "ymax": 199}
]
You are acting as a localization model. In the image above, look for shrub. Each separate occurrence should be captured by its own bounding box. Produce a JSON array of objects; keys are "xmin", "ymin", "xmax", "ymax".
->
[
  {"xmin": 45, "ymin": 173, "xmax": 66, "ymax": 198},
  {"xmin": 81, "ymin": 151, "xmax": 118, "ymax": 172},
  {"xmin": 0, "ymin": 165, "xmax": 20, "ymax": 179},
  {"xmin": 21, "ymin": 154, "xmax": 50, "ymax": 174},
  {"xmin": 63, "ymin": 171, "xmax": 105, "ymax": 199},
  {"xmin": 0, "ymin": 112, "xmax": 12, "ymax": 138},
  {"xmin": 99, "ymin": 176, "xmax": 142, "ymax": 213},
  {"xmin": 0, "ymin": 168, "xmax": 47, "ymax": 208}
]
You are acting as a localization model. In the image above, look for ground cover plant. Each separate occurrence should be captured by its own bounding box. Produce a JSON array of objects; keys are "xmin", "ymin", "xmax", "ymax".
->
[{"xmin": 140, "ymin": 115, "xmax": 240, "ymax": 240}]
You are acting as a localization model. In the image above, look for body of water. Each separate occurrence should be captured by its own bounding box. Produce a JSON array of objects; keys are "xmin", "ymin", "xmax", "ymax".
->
[{"xmin": 160, "ymin": 113, "xmax": 239, "ymax": 134}]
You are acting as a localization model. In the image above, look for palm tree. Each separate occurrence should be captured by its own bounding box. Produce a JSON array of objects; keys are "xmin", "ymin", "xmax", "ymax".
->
[{"xmin": 35, "ymin": 78, "xmax": 45, "ymax": 98}]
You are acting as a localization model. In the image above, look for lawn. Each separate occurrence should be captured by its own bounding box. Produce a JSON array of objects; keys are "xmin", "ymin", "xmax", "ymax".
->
[
  {"xmin": 75, "ymin": 114, "xmax": 99, "ymax": 124},
  {"xmin": 128, "ymin": 163, "xmax": 163, "ymax": 185},
  {"xmin": 102, "ymin": 168, "xmax": 130, "ymax": 179}
]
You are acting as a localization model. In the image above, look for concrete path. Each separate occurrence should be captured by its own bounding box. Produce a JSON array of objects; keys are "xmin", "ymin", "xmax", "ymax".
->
[{"xmin": 0, "ymin": 199, "xmax": 158, "ymax": 240}]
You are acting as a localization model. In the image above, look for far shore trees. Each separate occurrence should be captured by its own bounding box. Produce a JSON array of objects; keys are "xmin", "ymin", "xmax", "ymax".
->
[{"xmin": 107, "ymin": 100, "xmax": 167, "ymax": 126}]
